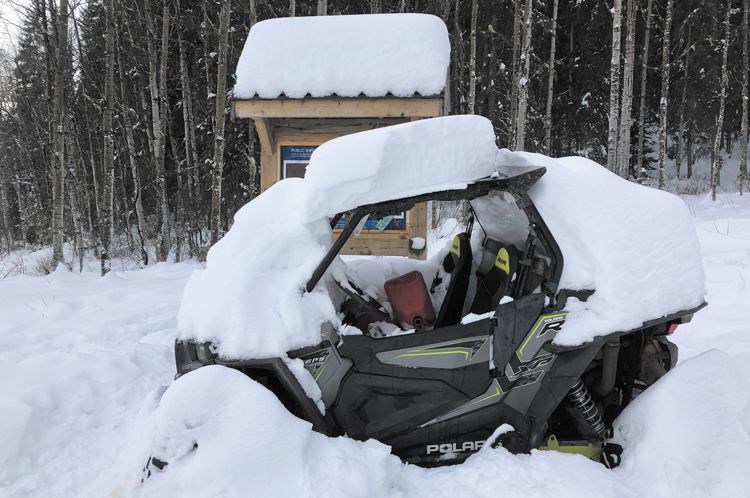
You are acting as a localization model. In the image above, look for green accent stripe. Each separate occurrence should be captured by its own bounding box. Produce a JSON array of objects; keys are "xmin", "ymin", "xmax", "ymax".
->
[
  {"xmin": 313, "ymin": 361, "xmax": 327, "ymax": 381},
  {"xmin": 471, "ymin": 379, "xmax": 503, "ymax": 405},
  {"xmin": 393, "ymin": 349, "xmax": 471, "ymax": 360}
]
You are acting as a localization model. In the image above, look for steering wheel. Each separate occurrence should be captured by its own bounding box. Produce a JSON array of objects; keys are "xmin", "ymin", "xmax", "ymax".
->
[{"xmin": 334, "ymin": 278, "xmax": 393, "ymax": 332}]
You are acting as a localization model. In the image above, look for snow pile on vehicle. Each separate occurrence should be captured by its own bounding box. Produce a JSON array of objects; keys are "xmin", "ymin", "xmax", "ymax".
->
[
  {"xmin": 304, "ymin": 115, "xmax": 498, "ymax": 217},
  {"xmin": 178, "ymin": 115, "xmax": 704, "ymax": 357},
  {"xmin": 177, "ymin": 179, "xmax": 341, "ymax": 359},
  {"xmin": 234, "ymin": 14, "xmax": 450, "ymax": 99},
  {"xmin": 108, "ymin": 351, "xmax": 750, "ymax": 498},
  {"xmin": 178, "ymin": 116, "xmax": 496, "ymax": 359},
  {"xmin": 520, "ymin": 153, "xmax": 706, "ymax": 345}
]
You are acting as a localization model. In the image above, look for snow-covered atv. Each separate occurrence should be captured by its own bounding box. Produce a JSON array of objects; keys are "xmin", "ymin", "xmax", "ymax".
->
[{"xmin": 173, "ymin": 116, "xmax": 706, "ymax": 467}]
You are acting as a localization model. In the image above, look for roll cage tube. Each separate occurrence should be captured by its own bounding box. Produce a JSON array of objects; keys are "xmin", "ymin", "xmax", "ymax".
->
[
  {"xmin": 306, "ymin": 209, "xmax": 369, "ymax": 293},
  {"xmin": 305, "ymin": 168, "xmax": 560, "ymax": 295},
  {"xmin": 515, "ymin": 195, "xmax": 564, "ymax": 303}
]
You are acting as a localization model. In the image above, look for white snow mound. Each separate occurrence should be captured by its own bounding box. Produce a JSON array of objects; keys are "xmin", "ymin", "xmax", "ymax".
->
[
  {"xmin": 177, "ymin": 179, "xmax": 339, "ymax": 359},
  {"xmin": 178, "ymin": 115, "xmax": 705, "ymax": 359},
  {"xmin": 304, "ymin": 114, "xmax": 498, "ymax": 217},
  {"xmin": 520, "ymin": 152, "xmax": 706, "ymax": 345},
  {"xmin": 234, "ymin": 14, "xmax": 450, "ymax": 99},
  {"xmin": 119, "ymin": 352, "xmax": 750, "ymax": 498}
]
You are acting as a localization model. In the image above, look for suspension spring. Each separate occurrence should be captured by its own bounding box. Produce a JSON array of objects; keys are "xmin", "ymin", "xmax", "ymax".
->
[{"xmin": 567, "ymin": 379, "xmax": 606, "ymax": 437}]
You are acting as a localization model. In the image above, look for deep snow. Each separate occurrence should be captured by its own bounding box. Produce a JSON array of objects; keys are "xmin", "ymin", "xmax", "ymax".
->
[
  {"xmin": 1, "ymin": 194, "xmax": 749, "ymax": 498},
  {"xmin": 234, "ymin": 14, "xmax": 450, "ymax": 99}
]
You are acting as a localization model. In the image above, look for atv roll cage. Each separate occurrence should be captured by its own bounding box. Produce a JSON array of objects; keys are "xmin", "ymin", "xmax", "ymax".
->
[{"xmin": 306, "ymin": 165, "xmax": 563, "ymax": 302}]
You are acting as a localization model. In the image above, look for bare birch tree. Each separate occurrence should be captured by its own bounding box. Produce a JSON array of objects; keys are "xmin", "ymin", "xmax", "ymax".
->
[
  {"xmin": 606, "ymin": 0, "xmax": 623, "ymax": 172},
  {"xmin": 740, "ymin": 0, "xmax": 749, "ymax": 194},
  {"xmin": 468, "ymin": 0, "xmax": 478, "ymax": 114},
  {"xmin": 100, "ymin": 0, "xmax": 115, "ymax": 275},
  {"xmin": 616, "ymin": 0, "xmax": 636, "ymax": 178},
  {"xmin": 711, "ymin": 0, "xmax": 732, "ymax": 201},
  {"xmin": 177, "ymin": 24, "xmax": 198, "ymax": 204},
  {"xmin": 210, "ymin": 0, "xmax": 232, "ymax": 243},
  {"xmin": 51, "ymin": 0, "xmax": 69, "ymax": 268},
  {"xmin": 0, "ymin": 160, "xmax": 11, "ymax": 250},
  {"xmin": 657, "ymin": 0, "xmax": 674, "ymax": 189},
  {"xmin": 676, "ymin": 22, "xmax": 692, "ymax": 180},
  {"xmin": 543, "ymin": 0, "xmax": 559, "ymax": 154},
  {"xmin": 636, "ymin": 0, "xmax": 654, "ymax": 175},
  {"xmin": 515, "ymin": 0, "xmax": 533, "ymax": 150},
  {"xmin": 509, "ymin": 0, "xmax": 522, "ymax": 148},
  {"xmin": 116, "ymin": 18, "xmax": 148, "ymax": 265},
  {"xmin": 290, "ymin": 0, "xmax": 296, "ymax": 16},
  {"xmin": 317, "ymin": 0, "xmax": 327, "ymax": 16},
  {"xmin": 144, "ymin": 0, "xmax": 171, "ymax": 261}
]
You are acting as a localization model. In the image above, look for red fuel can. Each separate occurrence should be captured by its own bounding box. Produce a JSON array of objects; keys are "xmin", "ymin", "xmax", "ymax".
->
[{"xmin": 384, "ymin": 271, "xmax": 436, "ymax": 331}]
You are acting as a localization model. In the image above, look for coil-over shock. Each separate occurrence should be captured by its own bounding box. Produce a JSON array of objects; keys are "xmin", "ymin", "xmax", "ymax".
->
[{"xmin": 567, "ymin": 379, "xmax": 606, "ymax": 438}]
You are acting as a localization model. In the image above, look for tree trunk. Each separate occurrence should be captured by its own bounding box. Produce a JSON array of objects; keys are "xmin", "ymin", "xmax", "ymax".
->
[
  {"xmin": 145, "ymin": 0, "xmax": 171, "ymax": 260},
  {"xmin": 290, "ymin": 0, "xmax": 296, "ymax": 16},
  {"xmin": 51, "ymin": 0, "xmax": 69, "ymax": 269},
  {"xmin": 156, "ymin": 2, "xmax": 170, "ymax": 260},
  {"xmin": 616, "ymin": 0, "xmax": 636, "ymax": 178},
  {"xmin": 515, "ymin": 0, "xmax": 533, "ymax": 151},
  {"xmin": 677, "ymin": 22, "xmax": 692, "ymax": 180},
  {"xmin": 509, "ymin": 0, "xmax": 522, "ymax": 148},
  {"xmin": 685, "ymin": 127, "xmax": 693, "ymax": 179},
  {"xmin": 317, "ymin": 0, "xmax": 327, "ymax": 15},
  {"xmin": 711, "ymin": 0, "xmax": 732, "ymax": 201},
  {"xmin": 740, "ymin": 0, "xmax": 749, "ymax": 194},
  {"xmin": 370, "ymin": 0, "xmax": 382, "ymax": 13},
  {"xmin": 543, "ymin": 0, "xmax": 559, "ymax": 154},
  {"xmin": 468, "ymin": 0, "xmax": 478, "ymax": 114},
  {"xmin": 65, "ymin": 128, "xmax": 85, "ymax": 272},
  {"xmin": 657, "ymin": 0, "xmax": 674, "ymax": 189},
  {"xmin": 177, "ymin": 22, "xmax": 199, "ymax": 208},
  {"xmin": 210, "ymin": 0, "xmax": 232, "ymax": 244},
  {"xmin": 636, "ymin": 0, "xmax": 654, "ymax": 176},
  {"xmin": 117, "ymin": 21, "xmax": 148, "ymax": 265},
  {"xmin": 606, "ymin": 0, "xmax": 623, "ymax": 172},
  {"xmin": 100, "ymin": 0, "xmax": 115, "ymax": 276},
  {"xmin": 451, "ymin": 0, "xmax": 464, "ymax": 115},
  {"xmin": 0, "ymin": 162, "xmax": 11, "ymax": 250}
]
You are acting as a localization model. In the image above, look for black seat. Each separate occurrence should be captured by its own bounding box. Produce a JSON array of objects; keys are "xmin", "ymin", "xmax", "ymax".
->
[
  {"xmin": 435, "ymin": 233, "xmax": 473, "ymax": 328},
  {"xmin": 470, "ymin": 239, "xmax": 518, "ymax": 314}
]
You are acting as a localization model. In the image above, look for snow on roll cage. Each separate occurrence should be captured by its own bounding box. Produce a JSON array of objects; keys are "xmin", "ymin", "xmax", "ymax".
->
[{"xmin": 174, "ymin": 164, "xmax": 705, "ymax": 466}]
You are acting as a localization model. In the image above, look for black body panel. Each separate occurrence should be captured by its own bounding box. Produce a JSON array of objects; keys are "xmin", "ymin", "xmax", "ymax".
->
[
  {"xmin": 332, "ymin": 373, "xmax": 468, "ymax": 441},
  {"xmin": 493, "ymin": 294, "xmax": 545, "ymax": 371},
  {"xmin": 339, "ymin": 319, "xmax": 492, "ymax": 398}
]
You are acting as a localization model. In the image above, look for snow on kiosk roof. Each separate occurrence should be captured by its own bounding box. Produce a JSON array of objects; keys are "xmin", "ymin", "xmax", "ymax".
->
[{"xmin": 233, "ymin": 14, "xmax": 450, "ymax": 100}]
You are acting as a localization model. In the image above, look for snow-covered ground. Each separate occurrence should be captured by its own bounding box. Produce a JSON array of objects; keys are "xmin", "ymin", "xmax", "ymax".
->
[{"xmin": 1, "ymin": 194, "xmax": 750, "ymax": 497}]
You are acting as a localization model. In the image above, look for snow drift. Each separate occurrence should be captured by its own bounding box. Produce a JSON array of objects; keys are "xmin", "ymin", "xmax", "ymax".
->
[
  {"xmin": 178, "ymin": 115, "xmax": 705, "ymax": 360},
  {"xmin": 524, "ymin": 153, "xmax": 706, "ymax": 345},
  {"xmin": 113, "ymin": 351, "xmax": 750, "ymax": 498}
]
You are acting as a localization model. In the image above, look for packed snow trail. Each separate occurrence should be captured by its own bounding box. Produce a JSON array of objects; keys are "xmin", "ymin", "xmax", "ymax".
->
[{"xmin": 1, "ymin": 195, "xmax": 750, "ymax": 497}]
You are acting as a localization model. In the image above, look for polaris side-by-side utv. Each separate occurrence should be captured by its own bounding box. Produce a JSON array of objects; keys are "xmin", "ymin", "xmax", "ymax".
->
[{"xmin": 174, "ymin": 164, "xmax": 705, "ymax": 467}]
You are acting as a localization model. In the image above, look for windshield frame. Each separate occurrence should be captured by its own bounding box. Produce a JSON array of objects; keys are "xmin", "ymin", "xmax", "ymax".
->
[{"xmin": 304, "ymin": 167, "xmax": 559, "ymax": 296}]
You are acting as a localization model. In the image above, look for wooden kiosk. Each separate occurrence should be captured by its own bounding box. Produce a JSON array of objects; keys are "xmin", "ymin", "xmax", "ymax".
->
[{"xmin": 231, "ymin": 14, "xmax": 450, "ymax": 258}]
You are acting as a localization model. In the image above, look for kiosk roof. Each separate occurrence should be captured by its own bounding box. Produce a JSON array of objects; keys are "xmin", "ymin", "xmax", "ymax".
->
[{"xmin": 234, "ymin": 14, "xmax": 450, "ymax": 100}]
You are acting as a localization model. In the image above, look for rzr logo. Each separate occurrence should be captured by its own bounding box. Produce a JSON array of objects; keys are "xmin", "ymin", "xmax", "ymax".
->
[
  {"xmin": 426, "ymin": 440, "xmax": 484, "ymax": 455},
  {"xmin": 537, "ymin": 317, "xmax": 565, "ymax": 338}
]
